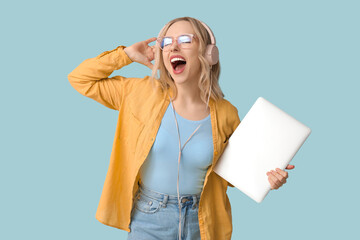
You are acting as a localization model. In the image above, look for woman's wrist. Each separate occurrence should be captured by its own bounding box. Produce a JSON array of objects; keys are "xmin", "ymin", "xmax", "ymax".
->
[{"xmin": 123, "ymin": 47, "xmax": 132, "ymax": 61}]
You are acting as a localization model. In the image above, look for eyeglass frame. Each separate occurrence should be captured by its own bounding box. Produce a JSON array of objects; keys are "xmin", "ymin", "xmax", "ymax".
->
[{"xmin": 156, "ymin": 33, "xmax": 197, "ymax": 51}]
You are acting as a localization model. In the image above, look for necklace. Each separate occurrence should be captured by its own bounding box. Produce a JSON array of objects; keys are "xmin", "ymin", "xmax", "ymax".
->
[{"xmin": 168, "ymin": 94, "xmax": 202, "ymax": 240}]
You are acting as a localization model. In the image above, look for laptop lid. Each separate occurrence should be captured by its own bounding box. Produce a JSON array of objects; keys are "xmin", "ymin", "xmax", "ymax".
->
[{"xmin": 213, "ymin": 97, "xmax": 311, "ymax": 203}]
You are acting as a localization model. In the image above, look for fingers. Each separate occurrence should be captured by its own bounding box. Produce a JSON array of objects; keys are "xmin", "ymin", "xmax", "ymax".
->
[
  {"xmin": 286, "ymin": 164, "xmax": 295, "ymax": 170},
  {"xmin": 150, "ymin": 45, "xmax": 156, "ymax": 54},
  {"xmin": 268, "ymin": 176, "xmax": 281, "ymax": 190},
  {"xmin": 267, "ymin": 172, "xmax": 281, "ymax": 189},
  {"xmin": 275, "ymin": 168, "xmax": 288, "ymax": 179},
  {"xmin": 267, "ymin": 169, "xmax": 288, "ymax": 190},
  {"xmin": 145, "ymin": 37, "xmax": 157, "ymax": 45},
  {"xmin": 146, "ymin": 45, "xmax": 155, "ymax": 63}
]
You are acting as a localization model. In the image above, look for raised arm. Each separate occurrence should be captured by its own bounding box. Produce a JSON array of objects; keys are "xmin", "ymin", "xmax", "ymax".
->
[{"xmin": 67, "ymin": 37, "xmax": 157, "ymax": 110}]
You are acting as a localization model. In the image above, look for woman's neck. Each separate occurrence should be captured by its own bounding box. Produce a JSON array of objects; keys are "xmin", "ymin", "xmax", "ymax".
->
[
  {"xmin": 173, "ymin": 90, "xmax": 202, "ymax": 107},
  {"xmin": 172, "ymin": 79, "xmax": 203, "ymax": 106},
  {"xmin": 171, "ymin": 85, "xmax": 210, "ymax": 119}
]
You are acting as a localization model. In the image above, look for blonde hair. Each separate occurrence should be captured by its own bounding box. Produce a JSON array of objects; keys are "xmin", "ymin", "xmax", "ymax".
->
[{"xmin": 150, "ymin": 17, "xmax": 224, "ymax": 107}]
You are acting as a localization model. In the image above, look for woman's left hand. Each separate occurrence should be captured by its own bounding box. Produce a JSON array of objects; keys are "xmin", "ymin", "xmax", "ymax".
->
[{"xmin": 266, "ymin": 164, "xmax": 295, "ymax": 190}]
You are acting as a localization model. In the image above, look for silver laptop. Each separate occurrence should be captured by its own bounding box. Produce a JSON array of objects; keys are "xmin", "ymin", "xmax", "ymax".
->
[{"xmin": 213, "ymin": 97, "xmax": 311, "ymax": 203}]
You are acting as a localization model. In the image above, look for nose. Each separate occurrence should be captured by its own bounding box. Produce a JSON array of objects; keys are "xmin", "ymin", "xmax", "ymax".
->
[{"xmin": 170, "ymin": 39, "xmax": 180, "ymax": 52}]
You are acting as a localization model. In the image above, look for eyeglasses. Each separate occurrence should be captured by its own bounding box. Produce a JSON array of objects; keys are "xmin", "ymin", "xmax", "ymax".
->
[{"xmin": 157, "ymin": 34, "xmax": 196, "ymax": 52}]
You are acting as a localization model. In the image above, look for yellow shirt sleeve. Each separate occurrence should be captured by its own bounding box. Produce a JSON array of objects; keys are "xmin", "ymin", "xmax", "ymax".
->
[{"xmin": 68, "ymin": 45, "xmax": 133, "ymax": 110}]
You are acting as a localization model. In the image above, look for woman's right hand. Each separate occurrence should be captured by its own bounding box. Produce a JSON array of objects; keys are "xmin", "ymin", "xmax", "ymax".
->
[{"xmin": 124, "ymin": 37, "xmax": 157, "ymax": 70}]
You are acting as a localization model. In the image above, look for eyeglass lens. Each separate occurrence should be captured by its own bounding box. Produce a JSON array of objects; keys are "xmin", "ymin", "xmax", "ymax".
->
[{"xmin": 160, "ymin": 35, "xmax": 192, "ymax": 51}]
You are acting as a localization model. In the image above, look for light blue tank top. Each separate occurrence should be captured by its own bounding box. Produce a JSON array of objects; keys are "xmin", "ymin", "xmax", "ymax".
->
[{"xmin": 139, "ymin": 102, "xmax": 213, "ymax": 195}]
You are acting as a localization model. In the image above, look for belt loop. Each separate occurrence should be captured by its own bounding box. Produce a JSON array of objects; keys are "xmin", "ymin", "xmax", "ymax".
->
[
  {"xmin": 161, "ymin": 194, "xmax": 168, "ymax": 208},
  {"xmin": 192, "ymin": 196, "xmax": 197, "ymax": 209}
]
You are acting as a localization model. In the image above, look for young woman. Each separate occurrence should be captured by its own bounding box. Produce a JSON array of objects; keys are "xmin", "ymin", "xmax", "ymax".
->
[{"xmin": 68, "ymin": 16, "xmax": 294, "ymax": 240}]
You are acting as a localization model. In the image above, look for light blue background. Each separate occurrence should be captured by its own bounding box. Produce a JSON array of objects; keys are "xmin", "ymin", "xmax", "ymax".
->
[{"xmin": 1, "ymin": 0, "xmax": 359, "ymax": 239}]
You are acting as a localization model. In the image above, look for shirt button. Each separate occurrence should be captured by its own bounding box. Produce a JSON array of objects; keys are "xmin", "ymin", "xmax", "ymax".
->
[{"xmin": 215, "ymin": 151, "xmax": 218, "ymax": 155}]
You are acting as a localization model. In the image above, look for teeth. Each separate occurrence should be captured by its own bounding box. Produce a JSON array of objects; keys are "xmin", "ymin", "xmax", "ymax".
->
[{"xmin": 171, "ymin": 57, "xmax": 186, "ymax": 63}]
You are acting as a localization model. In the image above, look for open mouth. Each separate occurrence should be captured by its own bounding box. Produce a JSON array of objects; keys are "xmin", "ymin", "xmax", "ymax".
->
[{"xmin": 171, "ymin": 57, "xmax": 187, "ymax": 73}]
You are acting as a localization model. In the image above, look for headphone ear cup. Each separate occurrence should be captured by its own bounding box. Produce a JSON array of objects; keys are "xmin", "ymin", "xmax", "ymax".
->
[{"xmin": 205, "ymin": 45, "xmax": 219, "ymax": 65}]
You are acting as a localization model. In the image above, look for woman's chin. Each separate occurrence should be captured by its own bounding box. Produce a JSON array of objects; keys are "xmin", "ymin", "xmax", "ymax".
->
[
  {"xmin": 170, "ymin": 73, "xmax": 188, "ymax": 84},
  {"xmin": 172, "ymin": 78, "xmax": 187, "ymax": 85}
]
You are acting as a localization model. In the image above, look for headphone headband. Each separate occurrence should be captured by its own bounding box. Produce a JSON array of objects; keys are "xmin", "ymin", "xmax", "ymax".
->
[{"xmin": 197, "ymin": 20, "xmax": 216, "ymax": 45}]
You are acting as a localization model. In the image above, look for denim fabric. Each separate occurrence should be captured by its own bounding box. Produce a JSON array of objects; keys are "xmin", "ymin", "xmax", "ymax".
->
[{"xmin": 127, "ymin": 184, "xmax": 201, "ymax": 240}]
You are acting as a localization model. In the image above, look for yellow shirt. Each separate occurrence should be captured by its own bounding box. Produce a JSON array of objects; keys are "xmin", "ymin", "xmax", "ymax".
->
[{"xmin": 68, "ymin": 45, "xmax": 241, "ymax": 240}]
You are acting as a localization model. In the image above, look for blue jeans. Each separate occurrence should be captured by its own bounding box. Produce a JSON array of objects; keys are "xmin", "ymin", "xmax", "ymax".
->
[{"xmin": 127, "ymin": 184, "xmax": 201, "ymax": 240}]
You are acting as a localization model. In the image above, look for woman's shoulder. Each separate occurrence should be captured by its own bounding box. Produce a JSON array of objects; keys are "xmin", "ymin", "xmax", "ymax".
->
[
  {"xmin": 215, "ymin": 98, "xmax": 239, "ymax": 116},
  {"xmin": 214, "ymin": 98, "xmax": 241, "ymax": 131}
]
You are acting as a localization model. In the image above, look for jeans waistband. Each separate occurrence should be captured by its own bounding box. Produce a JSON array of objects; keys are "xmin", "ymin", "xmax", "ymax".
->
[{"xmin": 137, "ymin": 183, "xmax": 201, "ymax": 208}]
